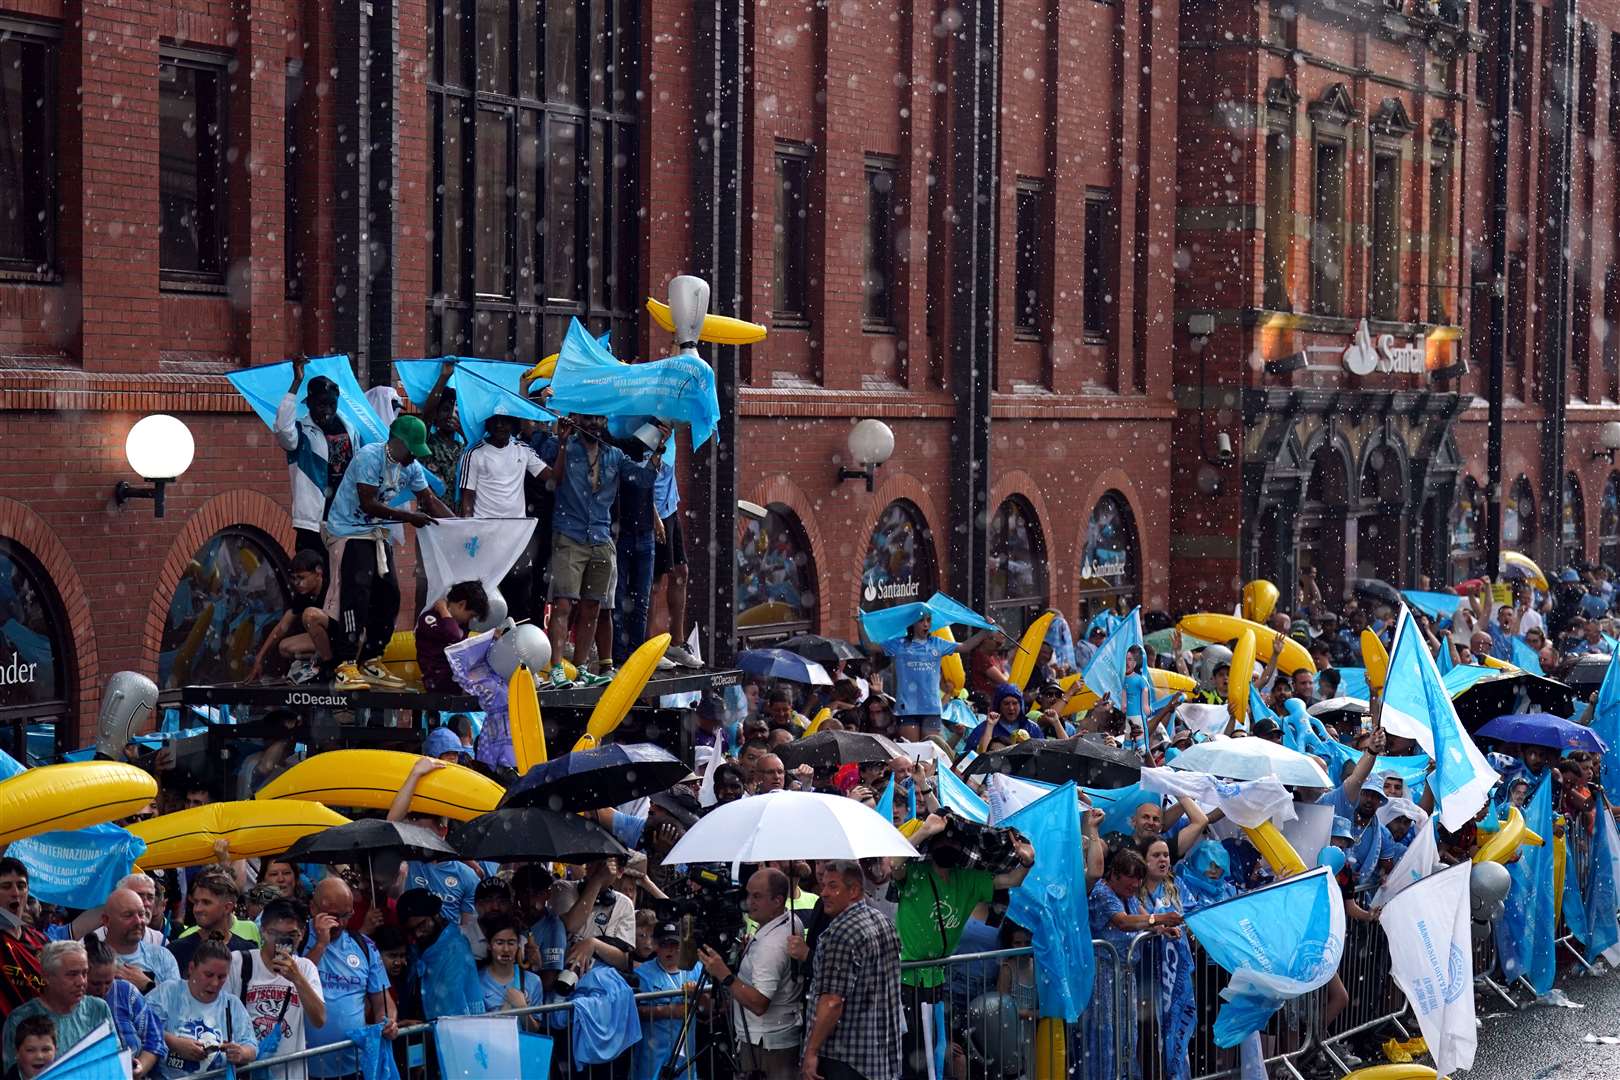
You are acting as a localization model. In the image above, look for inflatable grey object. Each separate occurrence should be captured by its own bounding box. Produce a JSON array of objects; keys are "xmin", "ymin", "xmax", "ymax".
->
[
  {"xmin": 1196, "ymin": 644, "xmax": 1234, "ymax": 687},
  {"xmin": 488, "ymin": 622, "xmax": 552, "ymax": 681},
  {"xmin": 666, "ymin": 275, "xmax": 710, "ymax": 349},
  {"xmin": 96, "ymin": 671, "xmax": 157, "ymax": 759},
  {"xmin": 469, "ymin": 584, "xmax": 508, "ymax": 633}
]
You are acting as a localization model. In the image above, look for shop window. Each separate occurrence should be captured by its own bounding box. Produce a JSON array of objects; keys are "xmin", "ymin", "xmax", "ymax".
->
[
  {"xmin": 1077, "ymin": 492, "xmax": 1140, "ymax": 623},
  {"xmin": 1503, "ymin": 475, "xmax": 1536, "ymax": 551},
  {"xmin": 989, "ymin": 496, "xmax": 1048, "ymax": 636},
  {"xmin": 158, "ymin": 529, "xmax": 292, "ymax": 688},
  {"xmin": 1600, "ymin": 473, "xmax": 1620, "ymax": 570},
  {"xmin": 159, "ymin": 55, "xmax": 230, "ymax": 283},
  {"xmin": 0, "ymin": 23, "xmax": 56, "ymax": 275},
  {"xmin": 1563, "ymin": 472, "xmax": 1586, "ymax": 560},
  {"xmin": 0, "ymin": 540, "xmax": 70, "ymax": 714},
  {"xmin": 1450, "ymin": 475, "xmax": 1484, "ymax": 583},
  {"xmin": 774, "ymin": 142, "xmax": 811, "ymax": 325},
  {"xmin": 864, "ymin": 157, "xmax": 897, "ymax": 330},
  {"xmin": 1310, "ymin": 139, "xmax": 1345, "ymax": 315},
  {"xmin": 860, "ymin": 500, "xmax": 937, "ymax": 615},
  {"xmin": 736, "ymin": 504, "xmax": 818, "ymax": 644}
]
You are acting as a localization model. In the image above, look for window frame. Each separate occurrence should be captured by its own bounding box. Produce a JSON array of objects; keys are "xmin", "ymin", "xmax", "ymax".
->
[
  {"xmin": 1082, "ymin": 186, "xmax": 1115, "ymax": 344},
  {"xmin": 772, "ymin": 140, "xmax": 813, "ymax": 327},
  {"xmin": 284, "ymin": 59, "xmax": 305, "ymax": 301},
  {"xmin": 862, "ymin": 155, "xmax": 899, "ymax": 332},
  {"xmin": 158, "ymin": 49, "xmax": 232, "ymax": 289},
  {"xmin": 1368, "ymin": 150, "xmax": 1401, "ymax": 321},
  {"xmin": 0, "ymin": 19, "xmax": 59, "ymax": 281},
  {"xmin": 988, "ymin": 495, "xmax": 1050, "ymax": 638},
  {"xmin": 1014, "ymin": 177, "xmax": 1049, "ymax": 341},
  {"xmin": 1427, "ymin": 124, "xmax": 1454, "ymax": 324},
  {"xmin": 1309, "ymin": 135, "xmax": 1346, "ymax": 316}
]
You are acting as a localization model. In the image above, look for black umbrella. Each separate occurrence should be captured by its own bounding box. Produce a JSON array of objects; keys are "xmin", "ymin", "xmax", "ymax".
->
[
  {"xmin": 777, "ymin": 634, "xmax": 866, "ymax": 669},
  {"xmin": 452, "ymin": 808, "xmax": 629, "ymax": 863},
  {"xmin": 1451, "ymin": 671, "xmax": 1578, "ymax": 734},
  {"xmin": 503, "ymin": 743, "xmax": 692, "ymax": 813},
  {"xmin": 964, "ymin": 734, "xmax": 1142, "ymax": 789},
  {"xmin": 777, "ymin": 730, "xmax": 905, "ymax": 771},
  {"xmin": 1352, "ymin": 578, "xmax": 1402, "ymax": 608},
  {"xmin": 1565, "ymin": 653, "xmax": 1610, "ymax": 696},
  {"xmin": 283, "ymin": 819, "xmax": 459, "ymax": 864}
]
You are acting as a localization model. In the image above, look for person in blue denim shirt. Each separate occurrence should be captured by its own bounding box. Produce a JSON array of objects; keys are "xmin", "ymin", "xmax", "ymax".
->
[{"xmin": 539, "ymin": 415, "xmax": 630, "ymax": 688}]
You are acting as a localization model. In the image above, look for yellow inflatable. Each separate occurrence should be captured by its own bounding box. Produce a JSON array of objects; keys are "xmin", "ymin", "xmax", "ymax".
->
[
  {"xmin": 510, "ymin": 663, "xmax": 546, "ymax": 773},
  {"xmin": 1474, "ymin": 807, "xmax": 1527, "ymax": 864},
  {"xmin": 934, "ymin": 627, "xmax": 966, "ymax": 695},
  {"xmin": 1479, "ymin": 655, "xmax": 1519, "ymax": 672},
  {"xmin": 131, "ymin": 801, "xmax": 350, "ymax": 870},
  {"xmin": 0, "ymin": 763, "xmax": 159, "ymax": 846},
  {"xmin": 1341, "ymin": 1067, "xmax": 1438, "ymax": 1080},
  {"xmin": 1242, "ymin": 820, "xmax": 1307, "ymax": 876},
  {"xmin": 646, "ymin": 297, "xmax": 769, "ymax": 345},
  {"xmin": 1501, "ymin": 550, "xmax": 1548, "ymax": 590},
  {"xmin": 1058, "ymin": 673, "xmax": 1098, "ymax": 717},
  {"xmin": 524, "ymin": 354, "xmax": 559, "ymax": 383},
  {"xmin": 1149, "ymin": 668, "xmax": 1197, "ymax": 692},
  {"xmin": 378, "ymin": 631, "xmax": 422, "ymax": 688},
  {"xmin": 1054, "ymin": 669, "xmax": 1192, "ymax": 719},
  {"xmin": 1228, "ymin": 629, "xmax": 1256, "ymax": 729},
  {"xmin": 1009, "ymin": 613, "xmax": 1055, "ymax": 691},
  {"xmin": 1361, "ymin": 630, "xmax": 1389, "ymax": 694},
  {"xmin": 572, "ymin": 633, "xmax": 672, "ymax": 752},
  {"xmin": 1178, "ymin": 613, "xmax": 1316, "ymax": 675},
  {"xmin": 256, "ymin": 750, "xmax": 505, "ymax": 821},
  {"xmin": 803, "ymin": 707, "xmax": 832, "ymax": 736},
  {"xmin": 1241, "ymin": 580, "xmax": 1279, "ymax": 624},
  {"xmin": 1034, "ymin": 1018, "xmax": 1066, "ymax": 1077}
]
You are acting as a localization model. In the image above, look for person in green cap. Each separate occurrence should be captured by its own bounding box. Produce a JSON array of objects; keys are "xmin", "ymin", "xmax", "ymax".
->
[{"xmin": 322, "ymin": 414, "xmax": 456, "ymax": 688}]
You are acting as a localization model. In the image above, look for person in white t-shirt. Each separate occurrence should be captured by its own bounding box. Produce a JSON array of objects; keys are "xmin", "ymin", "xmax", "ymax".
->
[
  {"xmin": 223, "ymin": 900, "xmax": 325, "ymax": 1080},
  {"xmin": 458, "ymin": 414, "xmax": 546, "ymax": 520}
]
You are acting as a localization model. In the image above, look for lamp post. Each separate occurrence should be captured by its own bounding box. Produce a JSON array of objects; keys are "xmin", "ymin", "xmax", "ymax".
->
[{"xmin": 114, "ymin": 414, "xmax": 195, "ymax": 518}]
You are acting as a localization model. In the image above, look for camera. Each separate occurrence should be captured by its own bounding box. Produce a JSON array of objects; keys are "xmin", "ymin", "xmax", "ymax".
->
[
  {"xmin": 658, "ymin": 866, "xmax": 747, "ymax": 955},
  {"xmin": 552, "ymin": 967, "xmax": 579, "ymax": 996}
]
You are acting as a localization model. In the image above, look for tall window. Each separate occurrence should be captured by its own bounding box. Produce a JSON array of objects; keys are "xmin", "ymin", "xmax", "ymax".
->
[
  {"xmin": 1579, "ymin": 21, "xmax": 1598, "ymax": 132},
  {"xmin": 773, "ymin": 142, "xmax": 811, "ymax": 324},
  {"xmin": 1311, "ymin": 139, "xmax": 1345, "ymax": 315},
  {"xmin": 1263, "ymin": 129, "xmax": 1294, "ymax": 310},
  {"xmin": 428, "ymin": 0, "xmax": 641, "ymax": 359},
  {"xmin": 1563, "ymin": 472, "xmax": 1586, "ymax": 559},
  {"xmin": 1512, "ymin": 1, "xmax": 1533, "ymax": 115},
  {"xmin": 1601, "ymin": 473, "xmax": 1620, "ymax": 570},
  {"xmin": 1574, "ymin": 268, "xmax": 1593, "ymax": 398},
  {"xmin": 1370, "ymin": 152, "xmax": 1400, "ymax": 320},
  {"xmin": 1611, "ymin": 33, "xmax": 1620, "ymax": 134},
  {"xmin": 159, "ymin": 56, "xmax": 229, "ymax": 282},
  {"xmin": 1083, "ymin": 187, "xmax": 1114, "ymax": 342},
  {"xmin": 1606, "ymin": 265, "xmax": 1620, "ymax": 399},
  {"xmin": 988, "ymin": 496, "xmax": 1048, "ymax": 636},
  {"xmin": 0, "ymin": 25, "xmax": 55, "ymax": 275},
  {"xmin": 736, "ymin": 504, "xmax": 818, "ymax": 643},
  {"xmin": 863, "ymin": 157, "xmax": 897, "ymax": 329},
  {"xmin": 1014, "ymin": 179, "xmax": 1047, "ymax": 337},
  {"xmin": 1427, "ymin": 140, "xmax": 1453, "ymax": 323},
  {"xmin": 158, "ymin": 529, "xmax": 291, "ymax": 687},
  {"xmin": 285, "ymin": 62, "xmax": 304, "ymax": 300}
]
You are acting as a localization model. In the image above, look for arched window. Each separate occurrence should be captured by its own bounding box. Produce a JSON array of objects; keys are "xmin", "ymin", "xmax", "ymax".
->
[
  {"xmin": 736, "ymin": 504, "xmax": 818, "ymax": 643},
  {"xmin": 1601, "ymin": 473, "xmax": 1620, "ymax": 572},
  {"xmin": 0, "ymin": 540, "xmax": 75, "ymax": 760},
  {"xmin": 1077, "ymin": 492, "xmax": 1140, "ymax": 622},
  {"xmin": 860, "ymin": 500, "xmax": 937, "ymax": 612},
  {"xmin": 989, "ymin": 496, "xmax": 1048, "ymax": 635},
  {"xmin": 158, "ymin": 529, "xmax": 292, "ymax": 688},
  {"xmin": 1503, "ymin": 475, "xmax": 1535, "ymax": 552},
  {"xmin": 1449, "ymin": 476, "xmax": 1484, "ymax": 583},
  {"xmin": 1563, "ymin": 472, "xmax": 1586, "ymax": 561}
]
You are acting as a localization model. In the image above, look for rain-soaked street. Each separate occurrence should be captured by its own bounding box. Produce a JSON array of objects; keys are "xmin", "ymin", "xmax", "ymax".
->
[{"xmin": 1469, "ymin": 968, "xmax": 1620, "ymax": 1080}]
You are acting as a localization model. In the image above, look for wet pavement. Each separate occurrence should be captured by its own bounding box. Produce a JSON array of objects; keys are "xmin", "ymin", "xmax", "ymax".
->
[{"xmin": 1465, "ymin": 963, "xmax": 1620, "ymax": 1079}]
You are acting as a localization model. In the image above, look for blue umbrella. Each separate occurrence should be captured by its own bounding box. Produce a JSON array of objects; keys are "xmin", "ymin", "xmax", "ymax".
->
[
  {"xmin": 1475, "ymin": 713, "xmax": 1609, "ymax": 754},
  {"xmin": 503, "ymin": 743, "xmax": 690, "ymax": 812},
  {"xmin": 737, "ymin": 648, "xmax": 833, "ymax": 686}
]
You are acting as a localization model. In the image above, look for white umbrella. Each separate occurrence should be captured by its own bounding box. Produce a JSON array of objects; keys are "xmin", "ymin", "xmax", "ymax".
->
[
  {"xmin": 660, "ymin": 790, "xmax": 921, "ymax": 866},
  {"xmin": 1166, "ymin": 735, "xmax": 1331, "ymax": 788},
  {"xmin": 1307, "ymin": 697, "xmax": 1369, "ymax": 717}
]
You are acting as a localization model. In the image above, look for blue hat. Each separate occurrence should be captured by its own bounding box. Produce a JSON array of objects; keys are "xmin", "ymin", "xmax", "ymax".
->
[
  {"xmin": 1330, "ymin": 815, "xmax": 1355, "ymax": 840},
  {"xmin": 424, "ymin": 727, "xmax": 468, "ymax": 759},
  {"xmin": 993, "ymin": 684, "xmax": 1024, "ymax": 709},
  {"xmin": 1559, "ymin": 568, "xmax": 1581, "ymax": 583}
]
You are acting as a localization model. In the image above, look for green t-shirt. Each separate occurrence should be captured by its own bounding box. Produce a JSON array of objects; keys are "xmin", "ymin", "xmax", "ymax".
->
[
  {"xmin": 2, "ymin": 995, "xmax": 113, "ymax": 1070},
  {"xmin": 178, "ymin": 916, "xmax": 263, "ymax": 945},
  {"xmin": 896, "ymin": 866, "xmax": 995, "ymax": 987}
]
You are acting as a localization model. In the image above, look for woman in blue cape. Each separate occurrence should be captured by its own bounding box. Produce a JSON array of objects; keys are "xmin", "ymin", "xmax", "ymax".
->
[
  {"xmin": 1138, "ymin": 836, "xmax": 1196, "ymax": 1080},
  {"xmin": 1175, "ymin": 839, "xmax": 1239, "ymax": 912},
  {"xmin": 1121, "ymin": 645, "xmax": 1179, "ymax": 754}
]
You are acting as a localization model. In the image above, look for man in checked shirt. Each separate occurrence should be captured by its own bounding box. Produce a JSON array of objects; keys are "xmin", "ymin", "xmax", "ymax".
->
[{"xmin": 800, "ymin": 860, "xmax": 902, "ymax": 1080}]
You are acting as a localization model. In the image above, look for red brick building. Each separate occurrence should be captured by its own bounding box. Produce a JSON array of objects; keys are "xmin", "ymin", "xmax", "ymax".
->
[{"xmin": 1, "ymin": 0, "xmax": 1615, "ymax": 751}]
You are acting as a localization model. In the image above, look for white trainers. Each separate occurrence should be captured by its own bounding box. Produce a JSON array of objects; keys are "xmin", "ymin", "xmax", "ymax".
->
[{"xmin": 665, "ymin": 645, "xmax": 702, "ymax": 669}]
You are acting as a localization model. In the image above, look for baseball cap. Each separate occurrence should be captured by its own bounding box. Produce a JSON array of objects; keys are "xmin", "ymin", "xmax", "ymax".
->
[
  {"xmin": 1560, "ymin": 568, "xmax": 1581, "ymax": 583},
  {"xmin": 396, "ymin": 888, "xmax": 443, "ymax": 921},
  {"xmin": 424, "ymin": 727, "xmax": 468, "ymax": 760},
  {"xmin": 654, "ymin": 921, "xmax": 681, "ymax": 943},
  {"xmin": 390, "ymin": 414, "xmax": 433, "ymax": 458},
  {"xmin": 1252, "ymin": 718, "xmax": 1283, "ymax": 742},
  {"xmin": 650, "ymin": 789, "xmax": 701, "ymax": 829}
]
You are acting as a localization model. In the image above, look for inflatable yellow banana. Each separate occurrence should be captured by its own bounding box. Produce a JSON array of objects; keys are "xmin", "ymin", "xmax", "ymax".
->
[
  {"xmin": 934, "ymin": 627, "xmax": 966, "ymax": 695},
  {"xmin": 381, "ymin": 632, "xmax": 417, "ymax": 662},
  {"xmin": 803, "ymin": 707, "xmax": 832, "ymax": 736},
  {"xmin": 510, "ymin": 663, "xmax": 547, "ymax": 772},
  {"xmin": 171, "ymin": 602, "xmax": 215, "ymax": 686},
  {"xmin": 0, "ymin": 763, "xmax": 159, "ymax": 846},
  {"xmin": 1474, "ymin": 807, "xmax": 1526, "ymax": 864},
  {"xmin": 1177, "ymin": 613, "xmax": 1316, "ymax": 675},
  {"xmin": 1242, "ymin": 820, "xmax": 1308, "ymax": 876},
  {"xmin": 1058, "ymin": 673, "xmax": 1099, "ymax": 717},
  {"xmin": 255, "ymin": 749, "xmax": 505, "ymax": 820},
  {"xmin": 1009, "ymin": 613, "xmax": 1055, "ymax": 690},
  {"xmin": 1522, "ymin": 826, "xmax": 1545, "ymax": 848},
  {"xmin": 572, "ymin": 633, "xmax": 672, "ymax": 751},
  {"xmin": 1480, "ymin": 655, "xmax": 1519, "ymax": 672},
  {"xmin": 1340, "ymin": 1067, "xmax": 1438, "ymax": 1080},
  {"xmin": 1228, "ymin": 629, "xmax": 1256, "ymax": 729},
  {"xmin": 1242, "ymin": 580, "xmax": 1279, "ymax": 624},
  {"xmin": 524, "ymin": 354, "xmax": 559, "ymax": 382},
  {"xmin": 1035, "ymin": 1019, "xmax": 1066, "ymax": 1077},
  {"xmin": 646, "ymin": 297, "xmax": 768, "ymax": 345},
  {"xmin": 1361, "ymin": 630, "xmax": 1389, "ymax": 694},
  {"xmin": 1149, "ymin": 668, "xmax": 1197, "ymax": 692},
  {"xmin": 130, "ymin": 801, "xmax": 350, "ymax": 870}
]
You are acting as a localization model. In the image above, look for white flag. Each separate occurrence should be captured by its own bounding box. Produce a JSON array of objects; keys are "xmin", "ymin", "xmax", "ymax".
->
[
  {"xmin": 1378, "ymin": 861, "xmax": 1476, "ymax": 1078},
  {"xmin": 414, "ymin": 518, "xmax": 537, "ymax": 611},
  {"xmin": 1279, "ymin": 800, "xmax": 1335, "ymax": 869},
  {"xmin": 985, "ymin": 773, "xmax": 1059, "ymax": 824},
  {"xmin": 1370, "ymin": 819, "xmax": 1441, "ymax": 909},
  {"xmin": 1175, "ymin": 702, "xmax": 1231, "ymax": 738},
  {"xmin": 435, "ymin": 1015, "xmax": 522, "ymax": 1078},
  {"xmin": 1138, "ymin": 767, "xmax": 1296, "ymax": 830}
]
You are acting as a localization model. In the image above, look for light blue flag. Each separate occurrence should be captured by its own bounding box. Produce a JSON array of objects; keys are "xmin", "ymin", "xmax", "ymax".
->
[
  {"xmin": 10, "ymin": 824, "xmax": 147, "ymax": 910},
  {"xmin": 1437, "ymin": 636, "xmax": 1458, "ymax": 675},
  {"xmin": 1497, "ymin": 771, "xmax": 1558, "ymax": 993},
  {"xmin": 1402, "ymin": 590, "xmax": 1463, "ymax": 620},
  {"xmin": 435, "ymin": 1016, "xmax": 522, "ymax": 1079},
  {"xmin": 1003, "ymin": 782, "xmax": 1095, "ymax": 1021},
  {"xmin": 857, "ymin": 591, "xmax": 1000, "ymax": 647},
  {"xmin": 227, "ymin": 356, "xmax": 388, "ymax": 446},
  {"xmin": 1184, "ymin": 867, "xmax": 1346, "ymax": 1047},
  {"xmin": 1081, "ymin": 606, "xmax": 1144, "ymax": 709},
  {"xmin": 0, "ymin": 746, "xmax": 23, "ymax": 781},
  {"xmin": 1442, "ymin": 664, "xmax": 1496, "ymax": 696},
  {"xmin": 396, "ymin": 358, "xmax": 551, "ymax": 447},
  {"xmin": 549, "ymin": 318, "xmax": 721, "ymax": 447},
  {"xmin": 1336, "ymin": 667, "xmax": 1371, "ymax": 700},
  {"xmin": 1510, "ymin": 636, "xmax": 1544, "ymax": 675},
  {"xmin": 875, "ymin": 773, "xmax": 896, "ymax": 823},
  {"xmin": 935, "ymin": 766, "xmax": 990, "ymax": 824},
  {"xmin": 1581, "ymin": 800, "xmax": 1620, "ymax": 965},
  {"xmin": 1380, "ymin": 608, "xmax": 1499, "ymax": 831},
  {"xmin": 1591, "ymin": 648, "xmax": 1620, "ymax": 803},
  {"xmin": 1097, "ymin": 783, "xmax": 1159, "ymax": 837},
  {"xmin": 36, "ymin": 1022, "xmax": 126, "ymax": 1080}
]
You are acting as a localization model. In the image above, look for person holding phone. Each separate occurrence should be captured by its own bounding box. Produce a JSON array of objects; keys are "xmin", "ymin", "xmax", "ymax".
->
[{"xmin": 223, "ymin": 900, "xmax": 325, "ymax": 1080}]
